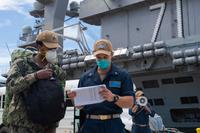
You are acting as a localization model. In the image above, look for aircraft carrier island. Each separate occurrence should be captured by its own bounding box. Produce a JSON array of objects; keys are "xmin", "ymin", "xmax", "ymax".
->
[{"xmin": 0, "ymin": 0, "xmax": 200, "ymax": 133}]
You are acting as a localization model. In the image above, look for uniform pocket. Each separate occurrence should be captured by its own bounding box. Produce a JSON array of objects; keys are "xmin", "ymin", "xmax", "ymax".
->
[{"xmin": 110, "ymin": 87, "xmax": 121, "ymax": 95}]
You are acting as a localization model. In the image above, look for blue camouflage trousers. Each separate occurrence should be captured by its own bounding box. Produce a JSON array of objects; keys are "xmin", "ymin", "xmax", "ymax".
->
[
  {"xmin": 131, "ymin": 125, "xmax": 152, "ymax": 133},
  {"xmin": 79, "ymin": 118, "xmax": 126, "ymax": 133}
]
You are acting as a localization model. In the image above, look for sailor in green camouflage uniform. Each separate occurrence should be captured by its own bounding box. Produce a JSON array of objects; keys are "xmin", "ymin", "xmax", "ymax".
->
[
  {"xmin": 6, "ymin": 30, "xmax": 66, "ymax": 133},
  {"xmin": 2, "ymin": 48, "xmax": 35, "ymax": 128}
]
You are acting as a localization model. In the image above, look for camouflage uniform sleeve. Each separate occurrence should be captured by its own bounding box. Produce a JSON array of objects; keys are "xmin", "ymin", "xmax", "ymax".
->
[
  {"xmin": 54, "ymin": 65, "xmax": 67, "ymax": 89},
  {"xmin": 6, "ymin": 59, "xmax": 37, "ymax": 94},
  {"xmin": 54, "ymin": 65, "xmax": 67, "ymax": 81},
  {"xmin": 2, "ymin": 89, "xmax": 12, "ymax": 126}
]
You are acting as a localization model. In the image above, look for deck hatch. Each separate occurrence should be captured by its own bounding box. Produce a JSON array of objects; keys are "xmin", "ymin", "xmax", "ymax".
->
[
  {"xmin": 174, "ymin": 76, "xmax": 194, "ymax": 84},
  {"xmin": 180, "ymin": 96, "xmax": 199, "ymax": 104},
  {"xmin": 142, "ymin": 80, "xmax": 159, "ymax": 88},
  {"xmin": 170, "ymin": 108, "xmax": 200, "ymax": 122},
  {"xmin": 161, "ymin": 78, "xmax": 174, "ymax": 84}
]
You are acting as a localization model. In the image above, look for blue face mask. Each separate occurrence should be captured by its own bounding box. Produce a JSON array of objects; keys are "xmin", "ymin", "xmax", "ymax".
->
[{"xmin": 96, "ymin": 59, "xmax": 111, "ymax": 70}]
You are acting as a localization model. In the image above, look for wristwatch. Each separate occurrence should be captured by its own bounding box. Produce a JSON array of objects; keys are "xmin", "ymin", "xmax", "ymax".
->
[{"xmin": 113, "ymin": 95, "xmax": 120, "ymax": 103}]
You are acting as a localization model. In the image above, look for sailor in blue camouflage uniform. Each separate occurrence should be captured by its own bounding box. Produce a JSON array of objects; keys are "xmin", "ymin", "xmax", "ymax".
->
[
  {"xmin": 68, "ymin": 39, "xmax": 134, "ymax": 133},
  {"xmin": 6, "ymin": 30, "xmax": 66, "ymax": 133},
  {"xmin": 129, "ymin": 90, "xmax": 155, "ymax": 133}
]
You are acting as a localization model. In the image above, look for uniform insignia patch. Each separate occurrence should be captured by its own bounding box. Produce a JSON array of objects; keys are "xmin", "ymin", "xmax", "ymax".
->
[{"xmin": 109, "ymin": 81, "xmax": 121, "ymax": 88}]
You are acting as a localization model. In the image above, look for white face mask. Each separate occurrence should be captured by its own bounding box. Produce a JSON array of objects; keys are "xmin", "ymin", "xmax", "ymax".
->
[{"xmin": 45, "ymin": 49, "xmax": 58, "ymax": 64}]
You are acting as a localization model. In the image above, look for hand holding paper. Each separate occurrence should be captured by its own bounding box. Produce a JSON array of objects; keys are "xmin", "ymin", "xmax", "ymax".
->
[
  {"xmin": 67, "ymin": 90, "xmax": 76, "ymax": 99},
  {"xmin": 99, "ymin": 86, "xmax": 115, "ymax": 102},
  {"xmin": 72, "ymin": 84, "xmax": 106, "ymax": 106}
]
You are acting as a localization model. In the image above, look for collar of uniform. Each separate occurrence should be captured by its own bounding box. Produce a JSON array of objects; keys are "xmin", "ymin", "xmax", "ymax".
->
[
  {"xmin": 28, "ymin": 54, "xmax": 42, "ymax": 70},
  {"xmin": 109, "ymin": 63, "xmax": 120, "ymax": 76},
  {"xmin": 106, "ymin": 63, "xmax": 120, "ymax": 76}
]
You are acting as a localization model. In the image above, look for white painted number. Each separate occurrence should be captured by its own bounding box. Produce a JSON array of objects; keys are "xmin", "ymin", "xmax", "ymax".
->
[
  {"xmin": 176, "ymin": 0, "xmax": 183, "ymax": 38},
  {"xmin": 150, "ymin": 3, "xmax": 166, "ymax": 42}
]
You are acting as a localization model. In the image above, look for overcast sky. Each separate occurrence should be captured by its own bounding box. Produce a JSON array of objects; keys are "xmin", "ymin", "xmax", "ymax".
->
[{"xmin": 0, "ymin": 0, "xmax": 100, "ymax": 78}]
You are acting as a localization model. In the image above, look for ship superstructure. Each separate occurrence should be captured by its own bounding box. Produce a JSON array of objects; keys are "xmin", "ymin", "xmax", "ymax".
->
[{"xmin": 16, "ymin": 0, "xmax": 200, "ymax": 132}]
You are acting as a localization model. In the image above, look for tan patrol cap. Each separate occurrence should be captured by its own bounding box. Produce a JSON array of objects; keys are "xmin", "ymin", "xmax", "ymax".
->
[
  {"xmin": 36, "ymin": 30, "xmax": 60, "ymax": 49},
  {"xmin": 135, "ymin": 90, "xmax": 144, "ymax": 97},
  {"xmin": 93, "ymin": 39, "xmax": 113, "ymax": 56}
]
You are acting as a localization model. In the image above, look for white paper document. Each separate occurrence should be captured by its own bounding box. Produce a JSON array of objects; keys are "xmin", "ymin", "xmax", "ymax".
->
[
  {"xmin": 65, "ymin": 80, "xmax": 79, "ymax": 91},
  {"xmin": 72, "ymin": 84, "xmax": 105, "ymax": 106}
]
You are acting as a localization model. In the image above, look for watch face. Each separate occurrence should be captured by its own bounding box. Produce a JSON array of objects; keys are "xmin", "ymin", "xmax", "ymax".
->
[{"xmin": 114, "ymin": 95, "xmax": 119, "ymax": 102}]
